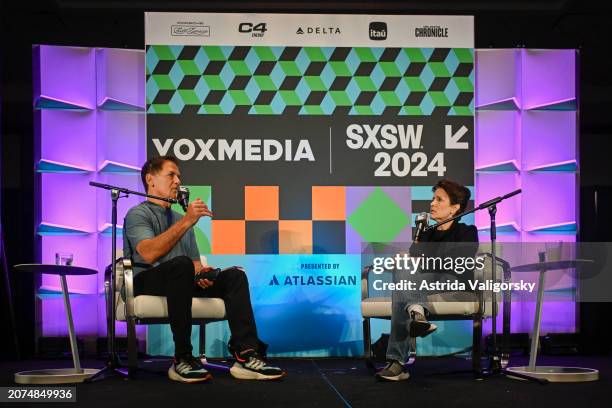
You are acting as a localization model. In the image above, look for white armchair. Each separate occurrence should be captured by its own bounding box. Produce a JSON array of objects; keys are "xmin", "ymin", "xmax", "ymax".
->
[
  {"xmin": 361, "ymin": 252, "xmax": 511, "ymax": 377},
  {"xmin": 106, "ymin": 257, "xmax": 227, "ymax": 375}
]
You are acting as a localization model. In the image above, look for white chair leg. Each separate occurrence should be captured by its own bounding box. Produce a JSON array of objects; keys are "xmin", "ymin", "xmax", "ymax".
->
[
  {"xmin": 363, "ymin": 318, "xmax": 372, "ymax": 358},
  {"xmin": 127, "ymin": 318, "xmax": 138, "ymax": 376},
  {"xmin": 199, "ymin": 324, "xmax": 206, "ymax": 356},
  {"xmin": 472, "ymin": 315, "xmax": 483, "ymax": 378}
]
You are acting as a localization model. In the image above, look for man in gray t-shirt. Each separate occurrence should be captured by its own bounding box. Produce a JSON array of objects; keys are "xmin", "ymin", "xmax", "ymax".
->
[
  {"xmin": 123, "ymin": 156, "xmax": 285, "ymax": 383},
  {"xmin": 123, "ymin": 201, "xmax": 200, "ymax": 277}
]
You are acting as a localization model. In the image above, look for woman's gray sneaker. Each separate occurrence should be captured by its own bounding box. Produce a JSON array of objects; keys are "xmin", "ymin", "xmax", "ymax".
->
[{"xmin": 375, "ymin": 360, "xmax": 410, "ymax": 381}]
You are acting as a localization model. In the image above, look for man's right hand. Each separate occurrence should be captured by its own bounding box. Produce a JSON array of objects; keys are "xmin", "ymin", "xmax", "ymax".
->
[{"xmin": 185, "ymin": 198, "xmax": 213, "ymax": 225}]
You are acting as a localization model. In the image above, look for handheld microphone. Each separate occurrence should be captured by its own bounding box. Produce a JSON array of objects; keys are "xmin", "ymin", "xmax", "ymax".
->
[
  {"xmin": 177, "ymin": 186, "xmax": 190, "ymax": 212},
  {"xmin": 413, "ymin": 212, "xmax": 430, "ymax": 242}
]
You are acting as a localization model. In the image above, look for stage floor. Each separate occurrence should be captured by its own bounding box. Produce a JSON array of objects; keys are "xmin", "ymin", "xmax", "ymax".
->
[{"xmin": 1, "ymin": 355, "xmax": 610, "ymax": 407}]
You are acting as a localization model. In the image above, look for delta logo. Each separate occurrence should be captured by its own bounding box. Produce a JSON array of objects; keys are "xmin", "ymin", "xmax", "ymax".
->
[{"xmin": 296, "ymin": 26, "xmax": 341, "ymax": 35}]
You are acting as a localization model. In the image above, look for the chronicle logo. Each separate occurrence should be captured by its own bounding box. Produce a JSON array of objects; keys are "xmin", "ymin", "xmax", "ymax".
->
[
  {"xmin": 268, "ymin": 274, "xmax": 357, "ymax": 286},
  {"xmin": 171, "ymin": 24, "xmax": 210, "ymax": 37},
  {"xmin": 414, "ymin": 25, "xmax": 449, "ymax": 38},
  {"xmin": 296, "ymin": 26, "xmax": 341, "ymax": 35},
  {"xmin": 238, "ymin": 22, "xmax": 267, "ymax": 37},
  {"xmin": 369, "ymin": 22, "xmax": 387, "ymax": 40}
]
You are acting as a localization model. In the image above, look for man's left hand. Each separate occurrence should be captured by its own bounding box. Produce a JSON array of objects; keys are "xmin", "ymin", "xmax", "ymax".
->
[
  {"xmin": 195, "ymin": 264, "xmax": 216, "ymax": 288},
  {"xmin": 196, "ymin": 277, "xmax": 214, "ymax": 289}
]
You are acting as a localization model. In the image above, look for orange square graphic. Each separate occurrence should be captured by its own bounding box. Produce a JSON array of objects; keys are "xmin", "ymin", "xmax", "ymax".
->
[
  {"xmin": 278, "ymin": 220, "xmax": 312, "ymax": 254},
  {"xmin": 245, "ymin": 186, "xmax": 279, "ymax": 220},
  {"xmin": 312, "ymin": 186, "xmax": 345, "ymax": 220},
  {"xmin": 212, "ymin": 220, "xmax": 245, "ymax": 254}
]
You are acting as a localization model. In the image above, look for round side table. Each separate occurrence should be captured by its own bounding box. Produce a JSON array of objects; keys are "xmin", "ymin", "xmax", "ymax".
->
[
  {"xmin": 506, "ymin": 258, "xmax": 598, "ymax": 383},
  {"xmin": 13, "ymin": 264, "xmax": 100, "ymax": 384}
]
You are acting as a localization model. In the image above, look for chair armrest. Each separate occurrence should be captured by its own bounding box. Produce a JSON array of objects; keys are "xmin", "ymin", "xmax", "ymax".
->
[
  {"xmin": 361, "ymin": 265, "xmax": 372, "ymax": 300},
  {"xmin": 477, "ymin": 252, "xmax": 511, "ymax": 281},
  {"xmin": 361, "ymin": 265, "xmax": 373, "ymax": 279},
  {"xmin": 476, "ymin": 253, "xmax": 512, "ymax": 364},
  {"xmin": 105, "ymin": 257, "xmax": 135, "ymax": 320},
  {"xmin": 476, "ymin": 252, "xmax": 512, "ymax": 322},
  {"xmin": 361, "ymin": 264, "xmax": 397, "ymax": 300},
  {"xmin": 120, "ymin": 258, "xmax": 136, "ymax": 319}
]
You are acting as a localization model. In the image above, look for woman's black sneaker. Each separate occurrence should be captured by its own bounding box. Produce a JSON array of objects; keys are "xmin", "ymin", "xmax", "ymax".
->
[
  {"xmin": 168, "ymin": 355, "xmax": 212, "ymax": 383},
  {"xmin": 230, "ymin": 348, "xmax": 286, "ymax": 380},
  {"xmin": 408, "ymin": 311, "xmax": 437, "ymax": 338}
]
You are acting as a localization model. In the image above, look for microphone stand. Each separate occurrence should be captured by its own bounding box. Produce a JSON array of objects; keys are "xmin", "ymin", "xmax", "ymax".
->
[
  {"xmin": 424, "ymin": 189, "xmax": 543, "ymax": 383},
  {"xmin": 86, "ymin": 182, "xmax": 176, "ymax": 382}
]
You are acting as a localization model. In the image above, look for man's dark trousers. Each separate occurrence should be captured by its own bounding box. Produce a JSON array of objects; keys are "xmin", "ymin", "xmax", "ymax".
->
[{"xmin": 134, "ymin": 256, "xmax": 259, "ymax": 358}]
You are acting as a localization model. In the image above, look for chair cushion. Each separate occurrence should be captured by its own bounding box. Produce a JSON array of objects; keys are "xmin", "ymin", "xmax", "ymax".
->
[
  {"xmin": 361, "ymin": 291, "xmax": 494, "ymax": 318},
  {"xmin": 361, "ymin": 297, "xmax": 392, "ymax": 317},
  {"xmin": 116, "ymin": 296, "xmax": 226, "ymax": 321},
  {"xmin": 427, "ymin": 291, "xmax": 482, "ymax": 316}
]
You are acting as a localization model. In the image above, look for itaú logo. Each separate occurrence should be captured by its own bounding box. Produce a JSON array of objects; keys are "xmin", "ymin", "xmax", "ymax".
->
[
  {"xmin": 268, "ymin": 274, "xmax": 357, "ymax": 286},
  {"xmin": 369, "ymin": 22, "xmax": 387, "ymax": 40}
]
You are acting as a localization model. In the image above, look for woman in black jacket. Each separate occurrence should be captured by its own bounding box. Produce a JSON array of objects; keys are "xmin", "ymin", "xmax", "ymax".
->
[{"xmin": 376, "ymin": 179, "xmax": 478, "ymax": 381}]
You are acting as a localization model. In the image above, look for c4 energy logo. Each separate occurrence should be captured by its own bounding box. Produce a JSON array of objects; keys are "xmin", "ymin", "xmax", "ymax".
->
[{"xmin": 238, "ymin": 22, "xmax": 267, "ymax": 37}]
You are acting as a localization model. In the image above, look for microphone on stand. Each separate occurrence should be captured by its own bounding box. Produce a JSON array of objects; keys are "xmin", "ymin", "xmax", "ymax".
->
[
  {"xmin": 177, "ymin": 186, "xmax": 190, "ymax": 212},
  {"xmin": 413, "ymin": 212, "xmax": 430, "ymax": 242}
]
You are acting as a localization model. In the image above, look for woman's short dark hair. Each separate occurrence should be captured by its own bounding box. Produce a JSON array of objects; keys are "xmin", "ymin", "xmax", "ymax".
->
[
  {"xmin": 432, "ymin": 178, "xmax": 471, "ymax": 214},
  {"xmin": 140, "ymin": 156, "xmax": 179, "ymax": 192}
]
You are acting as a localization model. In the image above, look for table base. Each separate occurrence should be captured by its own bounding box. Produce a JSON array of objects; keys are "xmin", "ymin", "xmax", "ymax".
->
[
  {"xmin": 15, "ymin": 368, "xmax": 100, "ymax": 384},
  {"xmin": 506, "ymin": 366, "xmax": 599, "ymax": 382}
]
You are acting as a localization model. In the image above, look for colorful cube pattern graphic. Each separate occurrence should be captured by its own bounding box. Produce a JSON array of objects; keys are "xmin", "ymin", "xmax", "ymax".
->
[
  {"xmin": 201, "ymin": 185, "xmax": 418, "ymax": 255},
  {"xmin": 146, "ymin": 46, "xmax": 474, "ymax": 116},
  {"xmin": 245, "ymin": 186, "xmax": 279, "ymax": 220}
]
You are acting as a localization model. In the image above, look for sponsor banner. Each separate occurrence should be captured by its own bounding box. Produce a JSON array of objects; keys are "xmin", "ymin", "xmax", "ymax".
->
[
  {"xmin": 146, "ymin": 12, "xmax": 474, "ymax": 356},
  {"xmin": 147, "ymin": 254, "xmax": 363, "ymax": 357},
  {"xmin": 145, "ymin": 12, "xmax": 474, "ymax": 48}
]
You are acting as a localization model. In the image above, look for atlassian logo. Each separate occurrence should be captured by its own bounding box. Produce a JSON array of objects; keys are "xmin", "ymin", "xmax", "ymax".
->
[{"xmin": 269, "ymin": 274, "xmax": 357, "ymax": 286}]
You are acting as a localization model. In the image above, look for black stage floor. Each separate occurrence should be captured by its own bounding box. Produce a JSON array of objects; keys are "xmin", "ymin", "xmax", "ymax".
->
[{"xmin": 1, "ymin": 355, "xmax": 611, "ymax": 407}]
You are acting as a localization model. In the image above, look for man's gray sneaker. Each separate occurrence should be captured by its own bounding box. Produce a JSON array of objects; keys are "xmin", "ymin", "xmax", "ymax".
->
[
  {"xmin": 375, "ymin": 360, "xmax": 410, "ymax": 381},
  {"xmin": 168, "ymin": 355, "xmax": 212, "ymax": 383},
  {"xmin": 230, "ymin": 348, "xmax": 286, "ymax": 380}
]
